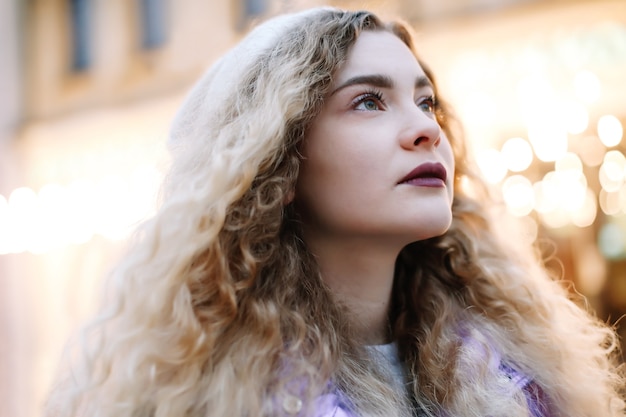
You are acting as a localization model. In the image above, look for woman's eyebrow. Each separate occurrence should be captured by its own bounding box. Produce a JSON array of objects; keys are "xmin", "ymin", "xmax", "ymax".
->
[
  {"xmin": 415, "ymin": 75, "xmax": 434, "ymax": 90},
  {"xmin": 330, "ymin": 74, "xmax": 393, "ymax": 96},
  {"xmin": 330, "ymin": 74, "xmax": 433, "ymax": 96}
]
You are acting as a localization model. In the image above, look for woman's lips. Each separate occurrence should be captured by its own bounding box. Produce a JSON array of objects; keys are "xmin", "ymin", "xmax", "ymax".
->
[{"xmin": 398, "ymin": 162, "xmax": 447, "ymax": 188}]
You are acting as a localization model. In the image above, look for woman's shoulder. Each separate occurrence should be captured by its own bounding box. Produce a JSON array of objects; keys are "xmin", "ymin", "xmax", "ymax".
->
[
  {"xmin": 310, "ymin": 393, "xmax": 355, "ymax": 417},
  {"xmin": 460, "ymin": 325, "xmax": 553, "ymax": 417}
]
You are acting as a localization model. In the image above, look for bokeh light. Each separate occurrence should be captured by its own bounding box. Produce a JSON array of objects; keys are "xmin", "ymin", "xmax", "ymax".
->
[
  {"xmin": 0, "ymin": 194, "xmax": 10, "ymax": 255},
  {"xmin": 598, "ymin": 222, "xmax": 626, "ymax": 259},
  {"xmin": 599, "ymin": 188, "xmax": 622, "ymax": 215},
  {"xmin": 540, "ymin": 207, "xmax": 571, "ymax": 229},
  {"xmin": 502, "ymin": 175, "xmax": 535, "ymax": 216},
  {"xmin": 501, "ymin": 137, "xmax": 534, "ymax": 172},
  {"xmin": 476, "ymin": 148, "xmax": 508, "ymax": 184},
  {"xmin": 527, "ymin": 121, "xmax": 568, "ymax": 162},
  {"xmin": 570, "ymin": 188, "xmax": 598, "ymax": 228},
  {"xmin": 555, "ymin": 152, "xmax": 583, "ymax": 174},
  {"xmin": 597, "ymin": 115, "xmax": 623, "ymax": 147},
  {"xmin": 574, "ymin": 70, "xmax": 601, "ymax": 104},
  {"xmin": 599, "ymin": 150, "xmax": 626, "ymax": 192},
  {"xmin": 559, "ymin": 100, "xmax": 589, "ymax": 135},
  {"xmin": 0, "ymin": 164, "xmax": 162, "ymax": 254},
  {"xmin": 534, "ymin": 180, "xmax": 558, "ymax": 214}
]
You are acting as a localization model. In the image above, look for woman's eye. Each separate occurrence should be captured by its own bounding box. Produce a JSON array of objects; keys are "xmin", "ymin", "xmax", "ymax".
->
[
  {"xmin": 417, "ymin": 96, "xmax": 436, "ymax": 113},
  {"xmin": 353, "ymin": 91, "xmax": 384, "ymax": 111},
  {"xmin": 357, "ymin": 99, "xmax": 380, "ymax": 111}
]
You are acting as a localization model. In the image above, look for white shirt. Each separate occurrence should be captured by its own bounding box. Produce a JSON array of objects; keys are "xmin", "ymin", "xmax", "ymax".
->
[{"xmin": 367, "ymin": 343, "xmax": 407, "ymax": 394}]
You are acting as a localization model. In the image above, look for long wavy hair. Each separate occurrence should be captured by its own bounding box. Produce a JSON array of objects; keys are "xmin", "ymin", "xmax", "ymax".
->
[{"xmin": 46, "ymin": 7, "xmax": 624, "ymax": 417}]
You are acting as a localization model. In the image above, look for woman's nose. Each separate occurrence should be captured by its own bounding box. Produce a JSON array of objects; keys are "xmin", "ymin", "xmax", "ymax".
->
[{"xmin": 399, "ymin": 107, "xmax": 442, "ymax": 150}]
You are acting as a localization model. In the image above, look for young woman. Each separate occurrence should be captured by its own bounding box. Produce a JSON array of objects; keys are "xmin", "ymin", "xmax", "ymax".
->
[{"xmin": 46, "ymin": 7, "xmax": 624, "ymax": 417}]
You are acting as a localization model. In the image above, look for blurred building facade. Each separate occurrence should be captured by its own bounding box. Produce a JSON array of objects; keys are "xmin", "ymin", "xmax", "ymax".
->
[{"xmin": 1, "ymin": 1, "xmax": 625, "ymax": 416}]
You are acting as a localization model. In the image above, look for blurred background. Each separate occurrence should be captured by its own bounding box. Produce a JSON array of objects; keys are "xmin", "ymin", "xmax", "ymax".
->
[{"xmin": 0, "ymin": 0, "xmax": 625, "ymax": 416}]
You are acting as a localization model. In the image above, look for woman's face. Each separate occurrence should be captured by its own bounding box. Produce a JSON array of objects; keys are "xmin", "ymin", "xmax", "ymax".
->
[{"xmin": 296, "ymin": 30, "xmax": 455, "ymax": 246}]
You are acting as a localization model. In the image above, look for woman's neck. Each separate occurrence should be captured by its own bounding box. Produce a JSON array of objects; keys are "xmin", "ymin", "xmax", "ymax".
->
[{"xmin": 305, "ymin": 235, "xmax": 401, "ymax": 345}]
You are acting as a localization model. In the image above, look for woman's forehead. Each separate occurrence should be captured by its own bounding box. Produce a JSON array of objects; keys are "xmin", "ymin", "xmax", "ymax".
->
[{"xmin": 333, "ymin": 30, "xmax": 427, "ymax": 87}]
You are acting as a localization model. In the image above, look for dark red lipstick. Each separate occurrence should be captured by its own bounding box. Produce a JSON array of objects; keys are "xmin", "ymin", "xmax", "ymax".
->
[{"xmin": 398, "ymin": 162, "xmax": 447, "ymax": 187}]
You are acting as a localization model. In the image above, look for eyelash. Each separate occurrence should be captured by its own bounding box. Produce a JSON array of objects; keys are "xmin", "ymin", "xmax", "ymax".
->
[{"xmin": 352, "ymin": 89, "xmax": 385, "ymax": 110}]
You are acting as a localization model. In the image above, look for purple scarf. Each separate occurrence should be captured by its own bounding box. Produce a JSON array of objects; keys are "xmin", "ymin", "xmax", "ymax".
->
[{"xmin": 297, "ymin": 335, "xmax": 553, "ymax": 417}]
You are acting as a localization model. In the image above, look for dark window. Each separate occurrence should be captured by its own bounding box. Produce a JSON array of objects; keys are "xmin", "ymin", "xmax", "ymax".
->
[
  {"xmin": 237, "ymin": 0, "xmax": 268, "ymax": 30},
  {"xmin": 140, "ymin": 0, "xmax": 167, "ymax": 50},
  {"xmin": 69, "ymin": 0, "xmax": 92, "ymax": 71},
  {"xmin": 244, "ymin": 0, "xmax": 267, "ymax": 18}
]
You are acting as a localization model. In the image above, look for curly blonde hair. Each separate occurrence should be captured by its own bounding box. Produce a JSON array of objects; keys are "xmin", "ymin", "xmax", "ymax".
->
[{"xmin": 45, "ymin": 7, "xmax": 624, "ymax": 417}]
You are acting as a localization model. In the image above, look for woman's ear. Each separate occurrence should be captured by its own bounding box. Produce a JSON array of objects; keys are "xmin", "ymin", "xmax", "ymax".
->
[{"xmin": 283, "ymin": 189, "xmax": 295, "ymax": 205}]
